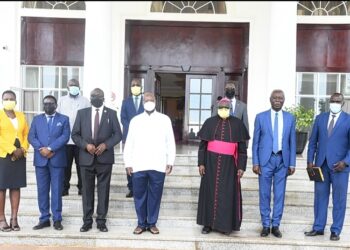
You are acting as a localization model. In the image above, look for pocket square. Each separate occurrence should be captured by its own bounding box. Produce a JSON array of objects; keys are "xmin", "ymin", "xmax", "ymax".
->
[{"xmin": 56, "ymin": 122, "xmax": 63, "ymax": 126}]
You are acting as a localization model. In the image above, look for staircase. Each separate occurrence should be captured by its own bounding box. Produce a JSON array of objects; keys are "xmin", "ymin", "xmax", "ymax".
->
[{"xmin": 0, "ymin": 147, "xmax": 350, "ymax": 250}]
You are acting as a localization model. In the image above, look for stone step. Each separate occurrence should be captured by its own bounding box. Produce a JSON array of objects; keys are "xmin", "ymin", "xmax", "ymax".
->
[{"xmin": 0, "ymin": 222, "xmax": 348, "ymax": 249}]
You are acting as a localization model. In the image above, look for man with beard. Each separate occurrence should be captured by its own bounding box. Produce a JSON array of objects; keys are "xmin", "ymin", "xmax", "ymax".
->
[
  {"xmin": 28, "ymin": 95, "xmax": 70, "ymax": 231},
  {"xmin": 72, "ymin": 88, "xmax": 122, "ymax": 233},
  {"xmin": 197, "ymin": 97, "xmax": 250, "ymax": 235}
]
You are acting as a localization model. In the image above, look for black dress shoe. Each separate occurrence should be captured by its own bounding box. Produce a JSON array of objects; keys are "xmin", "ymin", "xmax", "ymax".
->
[
  {"xmin": 201, "ymin": 226, "xmax": 212, "ymax": 234},
  {"xmin": 304, "ymin": 230, "xmax": 324, "ymax": 236},
  {"xmin": 62, "ymin": 190, "xmax": 69, "ymax": 196},
  {"xmin": 260, "ymin": 227, "xmax": 270, "ymax": 237},
  {"xmin": 97, "ymin": 224, "xmax": 108, "ymax": 232},
  {"xmin": 271, "ymin": 226, "xmax": 282, "ymax": 238},
  {"xmin": 80, "ymin": 224, "xmax": 92, "ymax": 232},
  {"xmin": 33, "ymin": 221, "xmax": 50, "ymax": 230},
  {"xmin": 330, "ymin": 232, "xmax": 340, "ymax": 241},
  {"xmin": 126, "ymin": 190, "xmax": 133, "ymax": 198},
  {"xmin": 53, "ymin": 221, "xmax": 63, "ymax": 230}
]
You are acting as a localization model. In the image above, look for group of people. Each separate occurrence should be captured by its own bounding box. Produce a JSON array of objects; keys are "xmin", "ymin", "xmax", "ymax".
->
[
  {"xmin": 0, "ymin": 78, "xmax": 349, "ymax": 242},
  {"xmin": 197, "ymin": 84, "xmax": 350, "ymax": 242}
]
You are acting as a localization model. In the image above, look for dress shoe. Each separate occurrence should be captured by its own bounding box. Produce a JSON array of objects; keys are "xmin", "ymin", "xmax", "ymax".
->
[
  {"xmin": 126, "ymin": 190, "xmax": 133, "ymax": 198},
  {"xmin": 33, "ymin": 221, "xmax": 50, "ymax": 230},
  {"xmin": 53, "ymin": 221, "xmax": 63, "ymax": 230},
  {"xmin": 62, "ymin": 190, "xmax": 69, "ymax": 196},
  {"xmin": 201, "ymin": 226, "xmax": 212, "ymax": 234},
  {"xmin": 80, "ymin": 224, "xmax": 92, "ymax": 232},
  {"xmin": 271, "ymin": 226, "xmax": 282, "ymax": 238},
  {"xmin": 304, "ymin": 230, "xmax": 324, "ymax": 236},
  {"xmin": 260, "ymin": 227, "xmax": 270, "ymax": 237},
  {"xmin": 97, "ymin": 224, "xmax": 108, "ymax": 232},
  {"xmin": 330, "ymin": 232, "xmax": 340, "ymax": 241}
]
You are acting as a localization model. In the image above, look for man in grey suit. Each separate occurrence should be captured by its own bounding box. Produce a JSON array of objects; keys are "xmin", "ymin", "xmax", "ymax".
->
[
  {"xmin": 72, "ymin": 88, "xmax": 122, "ymax": 233},
  {"xmin": 225, "ymin": 80, "xmax": 249, "ymax": 132}
]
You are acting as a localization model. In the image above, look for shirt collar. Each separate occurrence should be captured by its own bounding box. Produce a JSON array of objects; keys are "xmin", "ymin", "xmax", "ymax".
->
[
  {"xmin": 330, "ymin": 111, "xmax": 342, "ymax": 118},
  {"xmin": 45, "ymin": 113, "xmax": 56, "ymax": 118},
  {"xmin": 271, "ymin": 109, "xmax": 283, "ymax": 115},
  {"xmin": 92, "ymin": 105, "xmax": 104, "ymax": 111}
]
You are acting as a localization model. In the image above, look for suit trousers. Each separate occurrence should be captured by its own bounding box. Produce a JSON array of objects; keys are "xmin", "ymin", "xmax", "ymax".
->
[
  {"xmin": 63, "ymin": 144, "xmax": 82, "ymax": 192},
  {"xmin": 80, "ymin": 162, "xmax": 112, "ymax": 226},
  {"xmin": 259, "ymin": 153, "xmax": 288, "ymax": 227},
  {"xmin": 313, "ymin": 161, "xmax": 349, "ymax": 234},
  {"xmin": 133, "ymin": 170, "xmax": 165, "ymax": 228},
  {"xmin": 35, "ymin": 163, "xmax": 64, "ymax": 223}
]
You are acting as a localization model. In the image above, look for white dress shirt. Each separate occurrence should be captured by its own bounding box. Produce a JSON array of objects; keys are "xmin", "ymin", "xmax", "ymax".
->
[
  {"xmin": 327, "ymin": 111, "xmax": 341, "ymax": 128},
  {"xmin": 271, "ymin": 109, "xmax": 283, "ymax": 152},
  {"xmin": 230, "ymin": 97, "xmax": 236, "ymax": 114},
  {"xmin": 124, "ymin": 111, "xmax": 176, "ymax": 173},
  {"xmin": 91, "ymin": 105, "xmax": 104, "ymax": 139}
]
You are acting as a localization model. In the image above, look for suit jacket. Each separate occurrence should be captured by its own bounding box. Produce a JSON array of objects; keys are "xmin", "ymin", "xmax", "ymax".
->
[
  {"xmin": 28, "ymin": 113, "xmax": 70, "ymax": 167},
  {"xmin": 252, "ymin": 110, "xmax": 296, "ymax": 167},
  {"xmin": 71, "ymin": 106, "xmax": 122, "ymax": 166},
  {"xmin": 307, "ymin": 112, "xmax": 350, "ymax": 171},
  {"xmin": 120, "ymin": 96, "xmax": 144, "ymax": 143},
  {"xmin": 233, "ymin": 99, "xmax": 249, "ymax": 132},
  {"xmin": 0, "ymin": 110, "xmax": 29, "ymax": 158}
]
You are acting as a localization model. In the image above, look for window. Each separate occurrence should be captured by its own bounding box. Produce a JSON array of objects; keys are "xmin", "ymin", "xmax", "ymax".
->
[
  {"xmin": 22, "ymin": 1, "xmax": 86, "ymax": 10},
  {"xmin": 21, "ymin": 65, "xmax": 84, "ymax": 125},
  {"xmin": 297, "ymin": 1, "xmax": 349, "ymax": 16},
  {"xmin": 296, "ymin": 72, "xmax": 350, "ymax": 115},
  {"xmin": 151, "ymin": 1, "xmax": 226, "ymax": 14}
]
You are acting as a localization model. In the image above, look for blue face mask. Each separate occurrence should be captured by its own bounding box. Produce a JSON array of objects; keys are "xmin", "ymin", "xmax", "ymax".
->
[{"xmin": 69, "ymin": 86, "xmax": 80, "ymax": 96}]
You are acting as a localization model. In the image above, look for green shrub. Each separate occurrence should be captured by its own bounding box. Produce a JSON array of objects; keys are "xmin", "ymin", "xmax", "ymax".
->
[{"xmin": 285, "ymin": 105, "xmax": 315, "ymax": 132}]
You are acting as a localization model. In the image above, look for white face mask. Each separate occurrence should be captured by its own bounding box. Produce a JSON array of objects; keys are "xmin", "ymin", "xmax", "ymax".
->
[
  {"xmin": 144, "ymin": 101, "xmax": 155, "ymax": 112},
  {"xmin": 329, "ymin": 103, "xmax": 342, "ymax": 114}
]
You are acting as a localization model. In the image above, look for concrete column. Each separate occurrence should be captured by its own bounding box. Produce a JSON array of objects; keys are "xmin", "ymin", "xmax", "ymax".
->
[
  {"xmin": 266, "ymin": 2, "xmax": 298, "ymax": 107},
  {"xmin": 83, "ymin": 2, "xmax": 113, "ymax": 98}
]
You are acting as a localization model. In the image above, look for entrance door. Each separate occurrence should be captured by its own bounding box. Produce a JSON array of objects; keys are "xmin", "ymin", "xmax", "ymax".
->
[{"xmin": 185, "ymin": 75, "xmax": 216, "ymax": 142}]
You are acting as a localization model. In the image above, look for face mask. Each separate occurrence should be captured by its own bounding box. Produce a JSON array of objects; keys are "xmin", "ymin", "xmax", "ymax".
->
[
  {"xmin": 131, "ymin": 86, "xmax": 141, "ymax": 96},
  {"xmin": 43, "ymin": 103, "xmax": 56, "ymax": 115},
  {"xmin": 144, "ymin": 101, "xmax": 156, "ymax": 112},
  {"xmin": 225, "ymin": 89, "xmax": 235, "ymax": 99},
  {"xmin": 329, "ymin": 103, "xmax": 342, "ymax": 114},
  {"xmin": 218, "ymin": 108, "xmax": 230, "ymax": 119},
  {"xmin": 69, "ymin": 86, "xmax": 80, "ymax": 96},
  {"xmin": 91, "ymin": 98, "xmax": 104, "ymax": 108},
  {"xmin": 2, "ymin": 100, "xmax": 16, "ymax": 111}
]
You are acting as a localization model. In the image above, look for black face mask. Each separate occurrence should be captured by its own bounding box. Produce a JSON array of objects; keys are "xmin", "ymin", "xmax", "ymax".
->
[
  {"xmin": 91, "ymin": 98, "xmax": 104, "ymax": 108},
  {"xmin": 225, "ymin": 89, "xmax": 235, "ymax": 99},
  {"xmin": 43, "ymin": 103, "xmax": 56, "ymax": 115}
]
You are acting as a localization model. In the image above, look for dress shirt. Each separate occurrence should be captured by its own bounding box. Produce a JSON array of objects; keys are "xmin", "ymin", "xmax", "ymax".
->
[
  {"xmin": 271, "ymin": 109, "xmax": 283, "ymax": 152},
  {"xmin": 45, "ymin": 113, "xmax": 56, "ymax": 123},
  {"xmin": 327, "ymin": 111, "xmax": 341, "ymax": 128},
  {"xmin": 91, "ymin": 105, "xmax": 104, "ymax": 139},
  {"xmin": 230, "ymin": 97, "xmax": 236, "ymax": 114},
  {"xmin": 57, "ymin": 94, "xmax": 91, "ymax": 144},
  {"xmin": 124, "ymin": 111, "xmax": 176, "ymax": 173}
]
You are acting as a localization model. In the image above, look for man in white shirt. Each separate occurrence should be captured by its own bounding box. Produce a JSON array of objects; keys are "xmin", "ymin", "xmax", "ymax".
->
[
  {"xmin": 57, "ymin": 79, "xmax": 90, "ymax": 196},
  {"xmin": 124, "ymin": 92, "xmax": 176, "ymax": 235}
]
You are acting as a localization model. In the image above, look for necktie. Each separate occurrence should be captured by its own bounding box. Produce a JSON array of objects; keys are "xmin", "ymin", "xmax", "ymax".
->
[
  {"xmin": 273, "ymin": 112, "xmax": 279, "ymax": 153},
  {"xmin": 47, "ymin": 115, "xmax": 53, "ymax": 133},
  {"xmin": 94, "ymin": 109, "xmax": 100, "ymax": 140},
  {"xmin": 328, "ymin": 114, "xmax": 336, "ymax": 137},
  {"xmin": 134, "ymin": 96, "xmax": 139, "ymax": 111}
]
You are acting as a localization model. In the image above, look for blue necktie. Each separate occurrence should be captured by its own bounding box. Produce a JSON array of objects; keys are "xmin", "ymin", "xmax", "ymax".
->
[
  {"xmin": 273, "ymin": 112, "xmax": 279, "ymax": 153},
  {"xmin": 47, "ymin": 115, "xmax": 54, "ymax": 133}
]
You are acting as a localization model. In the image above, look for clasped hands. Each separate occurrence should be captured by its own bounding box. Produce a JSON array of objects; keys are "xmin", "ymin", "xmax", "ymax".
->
[
  {"xmin": 199, "ymin": 165, "xmax": 245, "ymax": 178},
  {"xmin": 39, "ymin": 147, "xmax": 54, "ymax": 159},
  {"xmin": 86, "ymin": 143, "xmax": 107, "ymax": 156}
]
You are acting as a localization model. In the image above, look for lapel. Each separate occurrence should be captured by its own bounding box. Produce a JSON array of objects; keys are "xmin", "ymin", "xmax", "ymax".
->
[
  {"xmin": 266, "ymin": 110, "xmax": 273, "ymax": 137},
  {"xmin": 0, "ymin": 110, "xmax": 15, "ymax": 132},
  {"xmin": 330, "ymin": 112, "xmax": 345, "ymax": 137},
  {"xmin": 40, "ymin": 114, "xmax": 49, "ymax": 136},
  {"xmin": 282, "ymin": 111, "xmax": 287, "ymax": 139},
  {"xmin": 322, "ymin": 112, "xmax": 330, "ymax": 137},
  {"xmin": 99, "ymin": 107, "xmax": 108, "ymax": 128},
  {"xmin": 234, "ymin": 100, "xmax": 239, "ymax": 116}
]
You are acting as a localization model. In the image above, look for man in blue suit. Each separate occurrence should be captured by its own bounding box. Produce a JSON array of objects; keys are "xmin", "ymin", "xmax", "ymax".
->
[
  {"xmin": 252, "ymin": 89, "xmax": 296, "ymax": 238},
  {"xmin": 120, "ymin": 78, "xmax": 144, "ymax": 198},
  {"xmin": 28, "ymin": 95, "xmax": 70, "ymax": 231},
  {"xmin": 305, "ymin": 93, "xmax": 350, "ymax": 241}
]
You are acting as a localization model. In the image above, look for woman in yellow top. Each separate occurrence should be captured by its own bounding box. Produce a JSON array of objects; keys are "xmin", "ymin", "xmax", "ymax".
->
[{"xmin": 0, "ymin": 90, "xmax": 29, "ymax": 231}]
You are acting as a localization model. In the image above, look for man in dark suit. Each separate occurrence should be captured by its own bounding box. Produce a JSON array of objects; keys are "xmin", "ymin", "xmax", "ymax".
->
[
  {"xmin": 28, "ymin": 95, "xmax": 70, "ymax": 231},
  {"xmin": 120, "ymin": 78, "xmax": 144, "ymax": 198},
  {"xmin": 72, "ymin": 88, "xmax": 122, "ymax": 233},
  {"xmin": 252, "ymin": 89, "xmax": 296, "ymax": 238},
  {"xmin": 224, "ymin": 80, "xmax": 249, "ymax": 132},
  {"xmin": 305, "ymin": 93, "xmax": 350, "ymax": 241}
]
